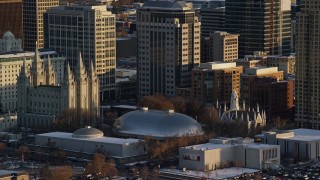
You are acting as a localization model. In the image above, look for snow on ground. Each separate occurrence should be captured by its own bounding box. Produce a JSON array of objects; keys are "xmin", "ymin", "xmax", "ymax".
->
[{"xmin": 160, "ymin": 167, "xmax": 260, "ymax": 179}]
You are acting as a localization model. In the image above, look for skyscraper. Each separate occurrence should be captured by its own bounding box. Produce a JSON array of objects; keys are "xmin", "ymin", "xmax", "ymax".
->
[
  {"xmin": 295, "ymin": 0, "xmax": 320, "ymax": 129},
  {"xmin": 225, "ymin": 0, "xmax": 291, "ymax": 57},
  {"xmin": 0, "ymin": 0, "xmax": 23, "ymax": 43},
  {"xmin": 44, "ymin": 5, "xmax": 116, "ymax": 100},
  {"xmin": 23, "ymin": 0, "xmax": 59, "ymax": 51},
  {"xmin": 137, "ymin": 0, "xmax": 201, "ymax": 97}
]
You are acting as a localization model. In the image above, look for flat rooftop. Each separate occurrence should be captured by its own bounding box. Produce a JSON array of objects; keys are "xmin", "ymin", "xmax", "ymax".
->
[
  {"xmin": 183, "ymin": 143, "xmax": 233, "ymax": 150},
  {"xmin": 0, "ymin": 51, "xmax": 58, "ymax": 59},
  {"xmin": 198, "ymin": 62, "xmax": 237, "ymax": 70},
  {"xmin": 36, "ymin": 132, "xmax": 141, "ymax": 145},
  {"xmin": 243, "ymin": 66, "xmax": 280, "ymax": 76},
  {"xmin": 278, "ymin": 128, "xmax": 320, "ymax": 142}
]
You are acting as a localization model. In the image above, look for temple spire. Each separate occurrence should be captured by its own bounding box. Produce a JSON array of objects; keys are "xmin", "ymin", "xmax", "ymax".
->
[{"xmin": 230, "ymin": 90, "xmax": 239, "ymax": 111}]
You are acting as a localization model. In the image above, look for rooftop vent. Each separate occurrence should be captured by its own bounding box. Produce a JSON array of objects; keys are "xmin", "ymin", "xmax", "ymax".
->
[
  {"xmin": 167, "ymin": 109, "xmax": 175, "ymax": 114},
  {"xmin": 141, "ymin": 107, "xmax": 148, "ymax": 112}
]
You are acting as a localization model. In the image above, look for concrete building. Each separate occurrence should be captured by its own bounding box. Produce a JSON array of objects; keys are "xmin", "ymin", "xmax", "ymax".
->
[
  {"xmin": 241, "ymin": 67, "xmax": 294, "ymax": 120},
  {"xmin": 179, "ymin": 137, "xmax": 280, "ymax": 171},
  {"xmin": 191, "ymin": 62, "xmax": 242, "ymax": 104},
  {"xmin": 137, "ymin": 0, "xmax": 201, "ymax": 97},
  {"xmin": 266, "ymin": 55, "xmax": 295, "ymax": 74},
  {"xmin": 17, "ymin": 44, "xmax": 99, "ymax": 128},
  {"xmin": 0, "ymin": 31, "xmax": 22, "ymax": 54},
  {"xmin": 295, "ymin": 0, "xmax": 320, "ymax": 129},
  {"xmin": 257, "ymin": 129, "xmax": 320, "ymax": 161},
  {"xmin": 241, "ymin": 67, "xmax": 284, "ymax": 103},
  {"xmin": 0, "ymin": 50, "xmax": 65, "ymax": 113},
  {"xmin": 0, "ymin": 112, "xmax": 17, "ymax": 131},
  {"xmin": 236, "ymin": 59, "xmax": 262, "ymax": 69},
  {"xmin": 44, "ymin": 4, "xmax": 116, "ymax": 100},
  {"xmin": 226, "ymin": 0, "xmax": 291, "ymax": 57},
  {"xmin": 0, "ymin": 0, "xmax": 23, "ymax": 45},
  {"xmin": 34, "ymin": 126, "xmax": 146, "ymax": 163},
  {"xmin": 210, "ymin": 31, "xmax": 238, "ymax": 62},
  {"xmin": 23, "ymin": 0, "xmax": 59, "ymax": 51}
]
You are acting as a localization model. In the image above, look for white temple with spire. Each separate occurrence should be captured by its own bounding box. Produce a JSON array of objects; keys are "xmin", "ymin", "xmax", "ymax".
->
[
  {"xmin": 217, "ymin": 90, "xmax": 267, "ymax": 131},
  {"xmin": 17, "ymin": 43, "xmax": 99, "ymax": 128}
]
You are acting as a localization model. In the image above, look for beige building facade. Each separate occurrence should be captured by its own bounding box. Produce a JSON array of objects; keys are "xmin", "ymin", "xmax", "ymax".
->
[
  {"xmin": 23, "ymin": 0, "xmax": 59, "ymax": 51},
  {"xmin": 0, "ymin": 51, "xmax": 65, "ymax": 113},
  {"xmin": 44, "ymin": 5, "xmax": 116, "ymax": 100},
  {"xmin": 137, "ymin": 0, "xmax": 201, "ymax": 97},
  {"xmin": 211, "ymin": 31, "xmax": 238, "ymax": 62},
  {"xmin": 17, "ymin": 44, "xmax": 99, "ymax": 128},
  {"xmin": 179, "ymin": 137, "xmax": 280, "ymax": 171}
]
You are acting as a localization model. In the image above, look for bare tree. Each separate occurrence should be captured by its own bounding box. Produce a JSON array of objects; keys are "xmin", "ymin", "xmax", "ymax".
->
[
  {"xmin": 17, "ymin": 145, "xmax": 29, "ymax": 160},
  {"xmin": 152, "ymin": 168, "xmax": 160, "ymax": 180},
  {"xmin": 0, "ymin": 142, "xmax": 6, "ymax": 153},
  {"xmin": 141, "ymin": 165, "xmax": 149, "ymax": 180},
  {"xmin": 41, "ymin": 165, "xmax": 73, "ymax": 180},
  {"xmin": 85, "ymin": 153, "xmax": 118, "ymax": 178}
]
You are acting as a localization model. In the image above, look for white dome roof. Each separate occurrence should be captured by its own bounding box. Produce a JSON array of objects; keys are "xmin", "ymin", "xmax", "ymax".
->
[
  {"xmin": 72, "ymin": 126, "xmax": 104, "ymax": 139},
  {"xmin": 113, "ymin": 109, "xmax": 204, "ymax": 139}
]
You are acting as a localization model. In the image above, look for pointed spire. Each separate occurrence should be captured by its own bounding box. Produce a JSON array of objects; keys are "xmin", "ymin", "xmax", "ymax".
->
[
  {"xmin": 242, "ymin": 100, "xmax": 246, "ymax": 110},
  {"xmin": 235, "ymin": 111, "xmax": 238, "ymax": 120},
  {"xmin": 34, "ymin": 41, "xmax": 40, "ymax": 63},
  {"xmin": 64, "ymin": 62, "xmax": 73, "ymax": 82},
  {"xmin": 230, "ymin": 90, "xmax": 239, "ymax": 111},
  {"xmin": 77, "ymin": 51, "xmax": 85, "ymax": 69},
  {"xmin": 75, "ymin": 51, "xmax": 87, "ymax": 79},
  {"xmin": 247, "ymin": 112, "xmax": 250, "ymax": 121},
  {"xmin": 20, "ymin": 58, "xmax": 27, "ymax": 76},
  {"xmin": 257, "ymin": 103, "xmax": 260, "ymax": 113},
  {"xmin": 88, "ymin": 60, "xmax": 96, "ymax": 78},
  {"xmin": 216, "ymin": 99, "xmax": 219, "ymax": 109},
  {"xmin": 224, "ymin": 102, "xmax": 227, "ymax": 112},
  {"xmin": 241, "ymin": 112, "xmax": 244, "ymax": 121}
]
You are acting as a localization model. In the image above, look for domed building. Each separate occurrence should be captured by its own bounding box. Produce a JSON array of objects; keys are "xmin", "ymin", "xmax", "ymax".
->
[
  {"xmin": 0, "ymin": 31, "xmax": 22, "ymax": 54},
  {"xmin": 34, "ymin": 126, "xmax": 146, "ymax": 163},
  {"xmin": 113, "ymin": 108, "xmax": 204, "ymax": 139},
  {"xmin": 217, "ymin": 90, "xmax": 266, "ymax": 131},
  {"xmin": 72, "ymin": 126, "xmax": 104, "ymax": 139}
]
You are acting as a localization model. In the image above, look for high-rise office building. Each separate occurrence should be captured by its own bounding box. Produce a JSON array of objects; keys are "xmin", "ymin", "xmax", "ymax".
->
[
  {"xmin": 210, "ymin": 31, "xmax": 238, "ymax": 62},
  {"xmin": 295, "ymin": 0, "xmax": 320, "ymax": 129},
  {"xmin": 200, "ymin": 7, "xmax": 225, "ymax": 38},
  {"xmin": 23, "ymin": 0, "xmax": 59, "ymax": 51},
  {"xmin": 137, "ymin": 0, "xmax": 201, "ymax": 97},
  {"xmin": 44, "ymin": 5, "xmax": 116, "ymax": 100},
  {"xmin": 192, "ymin": 62, "xmax": 243, "ymax": 104},
  {"xmin": 0, "ymin": 0, "xmax": 23, "ymax": 43},
  {"xmin": 225, "ymin": 0, "xmax": 291, "ymax": 57}
]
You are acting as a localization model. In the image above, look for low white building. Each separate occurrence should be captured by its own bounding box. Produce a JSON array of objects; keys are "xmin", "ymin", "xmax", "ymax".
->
[
  {"xmin": 256, "ymin": 128, "xmax": 320, "ymax": 161},
  {"xmin": 34, "ymin": 126, "xmax": 146, "ymax": 162},
  {"xmin": 0, "ymin": 112, "xmax": 17, "ymax": 131},
  {"xmin": 179, "ymin": 137, "xmax": 280, "ymax": 171}
]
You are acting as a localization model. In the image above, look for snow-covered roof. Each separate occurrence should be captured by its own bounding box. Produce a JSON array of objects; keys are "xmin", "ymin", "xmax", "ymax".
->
[
  {"xmin": 183, "ymin": 143, "xmax": 233, "ymax": 151},
  {"xmin": 36, "ymin": 132, "xmax": 141, "ymax": 145},
  {"xmin": 160, "ymin": 167, "xmax": 259, "ymax": 180},
  {"xmin": 113, "ymin": 109, "xmax": 203, "ymax": 139},
  {"xmin": 278, "ymin": 128, "xmax": 320, "ymax": 142}
]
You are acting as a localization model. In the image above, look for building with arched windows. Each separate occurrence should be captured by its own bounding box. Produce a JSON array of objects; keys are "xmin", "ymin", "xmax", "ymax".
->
[{"xmin": 17, "ymin": 43, "xmax": 99, "ymax": 128}]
